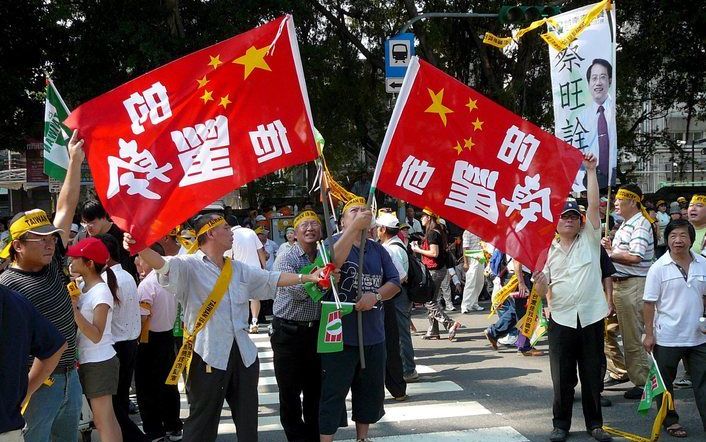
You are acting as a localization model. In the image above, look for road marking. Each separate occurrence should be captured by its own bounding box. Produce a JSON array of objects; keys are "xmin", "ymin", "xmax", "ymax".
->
[{"xmin": 340, "ymin": 427, "xmax": 529, "ymax": 442}]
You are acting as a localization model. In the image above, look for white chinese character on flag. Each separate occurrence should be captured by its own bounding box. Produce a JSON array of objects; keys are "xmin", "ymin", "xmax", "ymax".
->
[
  {"xmin": 123, "ymin": 82, "xmax": 172, "ymax": 135},
  {"xmin": 249, "ymin": 120, "xmax": 292, "ymax": 164},
  {"xmin": 170, "ymin": 115, "xmax": 234, "ymax": 187},
  {"xmin": 501, "ymin": 174, "xmax": 552, "ymax": 232},
  {"xmin": 497, "ymin": 125, "xmax": 540, "ymax": 171},
  {"xmin": 107, "ymin": 139, "xmax": 173, "ymax": 200},
  {"xmin": 444, "ymin": 160, "xmax": 500, "ymax": 223},
  {"xmin": 395, "ymin": 155, "xmax": 435, "ymax": 195}
]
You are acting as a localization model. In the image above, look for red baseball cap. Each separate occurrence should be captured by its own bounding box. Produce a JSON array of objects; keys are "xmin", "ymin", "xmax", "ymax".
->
[{"xmin": 66, "ymin": 237, "xmax": 110, "ymax": 265}]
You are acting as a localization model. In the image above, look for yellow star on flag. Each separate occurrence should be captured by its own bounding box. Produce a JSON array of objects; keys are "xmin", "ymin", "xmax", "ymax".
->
[
  {"xmin": 200, "ymin": 90, "xmax": 214, "ymax": 104},
  {"xmin": 196, "ymin": 75, "xmax": 210, "ymax": 89},
  {"xmin": 219, "ymin": 94, "xmax": 232, "ymax": 109},
  {"xmin": 465, "ymin": 97, "xmax": 478, "ymax": 112},
  {"xmin": 464, "ymin": 137, "xmax": 475, "ymax": 151},
  {"xmin": 233, "ymin": 45, "xmax": 272, "ymax": 79},
  {"xmin": 425, "ymin": 88, "xmax": 454, "ymax": 126},
  {"xmin": 208, "ymin": 55, "xmax": 223, "ymax": 69},
  {"xmin": 472, "ymin": 117, "xmax": 484, "ymax": 131},
  {"xmin": 452, "ymin": 141, "xmax": 463, "ymax": 155}
]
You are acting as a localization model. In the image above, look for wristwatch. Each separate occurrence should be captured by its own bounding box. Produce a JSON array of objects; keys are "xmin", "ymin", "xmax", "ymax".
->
[{"xmin": 375, "ymin": 293, "xmax": 382, "ymax": 302}]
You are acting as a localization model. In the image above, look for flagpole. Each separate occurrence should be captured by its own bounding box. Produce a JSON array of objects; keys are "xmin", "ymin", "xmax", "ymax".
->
[
  {"xmin": 354, "ymin": 188, "xmax": 376, "ymax": 369},
  {"xmin": 604, "ymin": 186, "xmax": 612, "ymax": 237}
]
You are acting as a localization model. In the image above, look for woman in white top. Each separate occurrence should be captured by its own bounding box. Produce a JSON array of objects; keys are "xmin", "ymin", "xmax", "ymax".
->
[
  {"xmin": 275, "ymin": 226, "xmax": 296, "ymax": 263},
  {"xmin": 68, "ymin": 237, "xmax": 122, "ymax": 442}
]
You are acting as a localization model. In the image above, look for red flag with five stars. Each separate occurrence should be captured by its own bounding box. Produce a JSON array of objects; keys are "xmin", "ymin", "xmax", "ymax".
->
[
  {"xmin": 372, "ymin": 58, "xmax": 583, "ymax": 271},
  {"xmin": 64, "ymin": 15, "xmax": 317, "ymax": 250}
]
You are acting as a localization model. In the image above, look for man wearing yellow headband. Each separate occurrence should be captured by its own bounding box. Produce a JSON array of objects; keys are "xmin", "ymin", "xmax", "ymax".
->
[
  {"xmin": 601, "ymin": 184, "xmax": 654, "ymax": 400},
  {"xmin": 271, "ymin": 210, "xmax": 324, "ymax": 441},
  {"xmin": 688, "ymin": 195, "xmax": 706, "ymax": 254},
  {"xmin": 320, "ymin": 198, "xmax": 401, "ymax": 441},
  {"xmin": 125, "ymin": 212, "xmax": 325, "ymax": 442},
  {"xmin": 0, "ymin": 130, "xmax": 86, "ymax": 442}
]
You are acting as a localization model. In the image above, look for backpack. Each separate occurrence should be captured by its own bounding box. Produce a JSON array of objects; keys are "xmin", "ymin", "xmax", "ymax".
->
[{"xmin": 392, "ymin": 242, "xmax": 435, "ymax": 303}]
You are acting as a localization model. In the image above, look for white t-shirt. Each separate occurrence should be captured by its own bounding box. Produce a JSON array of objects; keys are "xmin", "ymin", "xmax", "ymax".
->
[
  {"xmin": 644, "ymin": 252, "xmax": 706, "ymax": 347},
  {"xmin": 228, "ymin": 226, "xmax": 263, "ymax": 268},
  {"xmin": 77, "ymin": 282, "xmax": 116, "ymax": 364},
  {"xmin": 105, "ymin": 264, "xmax": 141, "ymax": 341},
  {"xmin": 263, "ymin": 239, "xmax": 278, "ymax": 271},
  {"xmin": 382, "ymin": 237, "xmax": 408, "ymax": 282},
  {"xmin": 138, "ymin": 271, "xmax": 177, "ymax": 332}
]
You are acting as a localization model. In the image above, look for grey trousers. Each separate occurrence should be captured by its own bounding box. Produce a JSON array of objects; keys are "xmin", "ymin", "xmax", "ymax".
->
[
  {"xmin": 184, "ymin": 341, "xmax": 259, "ymax": 442},
  {"xmin": 653, "ymin": 343, "xmax": 706, "ymax": 431},
  {"xmin": 425, "ymin": 268, "xmax": 454, "ymax": 335}
]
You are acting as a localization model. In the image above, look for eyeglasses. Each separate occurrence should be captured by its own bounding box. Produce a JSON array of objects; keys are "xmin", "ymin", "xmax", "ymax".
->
[
  {"xmin": 298, "ymin": 221, "xmax": 321, "ymax": 230},
  {"xmin": 21, "ymin": 235, "xmax": 59, "ymax": 245},
  {"xmin": 560, "ymin": 214, "xmax": 580, "ymax": 221}
]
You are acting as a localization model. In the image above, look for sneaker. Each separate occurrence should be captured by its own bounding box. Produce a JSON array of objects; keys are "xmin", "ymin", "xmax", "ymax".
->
[
  {"xmin": 166, "ymin": 430, "xmax": 183, "ymax": 441},
  {"xmin": 470, "ymin": 304, "xmax": 485, "ymax": 311},
  {"xmin": 550, "ymin": 428, "xmax": 568, "ymax": 442},
  {"xmin": 589, "ymin": 427, "xmax": 612, "ymax": 441},
  {"xmin": 403, "ymin": 370, "xmax": 419, "ymax": 383},
  {"xmin": 249, "ymin": 323, "xmax": 259, "ymax": 334},
  {"xmin": 674, "ymin": 377, "xmax": 692, "ymax": 388},
  {"xmin": 448, "ymin": 321, "xmax": 462, "ymax": 340},
  {"xmin": 623, "ymin": 386, "xmax": 644, "ymax": 400},
  {"xmin": 445, "ymin": 306, "xmax": 456, "ymax": 312},
  {"xmin": 393, "ymin": 394, "xmax": 409, "ymax": 402},
  {"xmin": 497, "ymin": 334, "xmax": 518, "ymax": 346}
]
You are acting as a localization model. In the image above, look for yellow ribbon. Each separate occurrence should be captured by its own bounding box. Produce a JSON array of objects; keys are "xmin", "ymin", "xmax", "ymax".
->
[
  {"xmin": 21, "ymin": 377, "xmax": 55, "ymax": 415},
  {"xmin": 540, "ymin": 0, "xmax": 611, "ymax": 52},
  {"xmin": 690, "ymin": 195, "xmax": 706, "ymax": 205},
  {"xmin": 342, "ymin": 196, "xmax": 366, "ymax": 214},
  {"xmin": 604, "ymin": 390, "xmax": 675, "ymax": 442},
  {"xmin": 488, "ymin": 274, "xmax": 518, "ymax": 317},
  {"xmin": 517, "ymin": 287, "xmax": 541, "ymax": 338},
  {"xmin": 616, "ymin": 189, "xmax": 655, "ymax": 223},
  {"xmin": 483, "ymin": 32, "xmax": 513, "ymax": 49},
  {"xmin": 139, "ymin": 301, "xmax": 152, "ymax": 343},
  {"xmin": 166, "ymin": 258, "xmax": 233, "ymax": 385},
  {"xmin": 293, "ymin": 210, "xmax": 321, "ymax": 229}
]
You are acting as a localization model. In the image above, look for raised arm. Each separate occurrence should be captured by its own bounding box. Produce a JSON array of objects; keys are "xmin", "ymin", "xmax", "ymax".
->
[
  {"xmin": 331, "ymin": 209, "xmax": 372, "ymax": 269},
  {"xmin": 54, "ymin": 130, "xmax": 85, "ymax": 247},
  {"xmin": 124, "ymin": 232, "xmax": 166, "ymax": 271}
]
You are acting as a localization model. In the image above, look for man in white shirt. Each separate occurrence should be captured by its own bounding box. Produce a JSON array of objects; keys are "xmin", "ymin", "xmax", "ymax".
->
[
  {"xmin": 404, "ymin": 206, "xmax": 424, "ymax": 237},
  {"xmin": 461, "ymin": 230, "xmax": 485, "ymax": 313},
  {"xmin": 227, "ymin": 223, "xmax": 267, "ymax": 333},
  {"xmin": 643, "ymin": 219, "xmax": 706, "ymax": 437},
  {"xmin": 96, "ymin": 234, "xmax": 149, "ymax": 442},
  {"xmin": 535, "ymin": 154, "xmax": 612, "ymax": 442},
  {"xmin": 125, "ymin": 213, "xmax": 323, "ymax": 442}
]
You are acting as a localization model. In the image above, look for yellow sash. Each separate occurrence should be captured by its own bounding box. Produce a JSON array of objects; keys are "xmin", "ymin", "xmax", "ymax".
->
[
  {"xmin": 488, "ymin": 274, "xmax": 518, "ymax": 318},
  {"xmin": 165, "ymin": 258, "xmax": 233, "ymax": 385},
  {"xmin": 517, "ymin": 287, "xmax": 541, "ymax": 338}
]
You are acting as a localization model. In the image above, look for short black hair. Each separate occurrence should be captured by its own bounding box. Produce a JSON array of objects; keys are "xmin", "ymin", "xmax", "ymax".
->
[
  {"xmin": 586, "ymin": 58, "xmax": 613, "ymax": 83},
  {"xmin": 382, "ymin": 226, "xmax": 400, "ymax": 236},
  {"xmin": 664, "ymin": 219, "xmax": 695, "ymax": 247},
  {"xmin": 81, "ymin": 200, "xmax": 107, "ymax": 222},
  {"xmin": 95, "ymin": 233, "xmax": 120, "ymax": 262}
]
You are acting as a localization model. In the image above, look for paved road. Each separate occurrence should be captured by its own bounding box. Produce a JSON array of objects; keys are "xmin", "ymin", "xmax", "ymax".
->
[{"xmin": 129, "ymin": 302, "xmax": 702, "ymax": 441}]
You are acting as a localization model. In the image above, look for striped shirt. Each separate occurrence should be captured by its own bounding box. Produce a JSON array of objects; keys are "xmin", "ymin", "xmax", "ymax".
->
[
  {"xmin": 272, "ymin": 243, "xmax": 320, "ymax": 321},
  {"xmin": 611, "ymin": 212, "xmax": 654, "ymax": 277},
  {"xmin": 0, "ymin": 246, "xmax": 76, "ymax": 369}
]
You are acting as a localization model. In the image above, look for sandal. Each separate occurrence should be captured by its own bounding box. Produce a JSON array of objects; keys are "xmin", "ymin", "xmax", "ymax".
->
[
  {"xmin": 448, "ymin": 321, "xmax": 462, "ymax": 341},
  {"xmin": 666, "ymin": 424, "xmax": 687, "ymax": 438}
]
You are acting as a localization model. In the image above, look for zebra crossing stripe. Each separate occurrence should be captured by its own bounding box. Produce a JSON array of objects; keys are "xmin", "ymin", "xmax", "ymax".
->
[{"xmin": 339, "ymin": 427, "xmax": 529, "ymax": 442}]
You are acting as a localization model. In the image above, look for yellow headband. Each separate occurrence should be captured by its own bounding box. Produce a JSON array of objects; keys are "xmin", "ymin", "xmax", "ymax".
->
[
  {"xmin": 196, "ymin": 217, "xmax": 225, "ymax": 238},
  {"xmin": 342, "ymin": 197, "xmax": 366, "ymax": 214},
  {"xmin": 293, "ymin": 210, "xmax": 321, "ymax": 229},
  {"xmin": 691, "ymin": 195, "xmax": 706, "ymax": 206},
  {"xmin": 616, "ymin": 189, "xmax": 654, "ymax": 223}
]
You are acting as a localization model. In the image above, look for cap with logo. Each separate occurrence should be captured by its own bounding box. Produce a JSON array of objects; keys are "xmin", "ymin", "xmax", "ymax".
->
[
  {"xmin": 561, "ymin": 198, "xmax": 581, "ymax": 216},
  {"xmin": 66, "ymin": 237, "xmax": 110, "ymax": 265},
  {"xmin": 0, "ymin": 209, "xmax": 63, "ymax": 259}
]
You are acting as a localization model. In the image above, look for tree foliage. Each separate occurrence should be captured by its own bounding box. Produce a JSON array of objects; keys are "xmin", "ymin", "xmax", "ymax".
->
[{"xmin": 1, "ymin": 0, "xmax": 704, "ymax": 187}]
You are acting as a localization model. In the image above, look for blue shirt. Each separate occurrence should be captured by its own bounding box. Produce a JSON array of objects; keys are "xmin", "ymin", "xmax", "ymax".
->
[
  {"xmin": 327, "ymin": 234, "xmax": 400, "ymax": 346},
  {"xmin": 0, "ymin": 286, "xmax": 65, "ymax": 433}
]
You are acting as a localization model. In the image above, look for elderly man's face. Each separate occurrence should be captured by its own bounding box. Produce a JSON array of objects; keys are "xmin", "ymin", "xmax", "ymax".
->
[{"xmin": 589, "ymin": 63, "xmax": 610, "ymax": 105}]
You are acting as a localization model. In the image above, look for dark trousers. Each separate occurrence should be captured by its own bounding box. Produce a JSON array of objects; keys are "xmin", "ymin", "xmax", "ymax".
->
[
  {"xmin": 135, "ymin": 330, "xmax": 183, "ymax": 439},
  {"xmin": 548, "ymin": 317, "xmax": 604, "ymax": 432},
  {"xmin": 184, "ymin": 340, "xmax": 259, "ymax": 442},
  {"xmin": 112, "ymin": 339, "xmax": 149, "ymax": 442},
  {"xmin": 653, "ymin": 343, "xmax": 706, "ymax": 430},
  {"xmin": 383, "ymin": 299, "xmax": 406, "ymax": 399},
  {"xmin": 270, "ymin": 317, "xmax": 321, "ymax": 442}
]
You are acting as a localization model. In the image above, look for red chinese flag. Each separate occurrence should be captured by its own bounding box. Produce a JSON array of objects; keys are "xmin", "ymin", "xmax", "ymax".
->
[
  {"xmin": 64, "ymin": 15, "xmax": 317, "ymax": 251},
  {"xmin": 372, "ymin": 58, "xmax": 582, "ymax": 271}
]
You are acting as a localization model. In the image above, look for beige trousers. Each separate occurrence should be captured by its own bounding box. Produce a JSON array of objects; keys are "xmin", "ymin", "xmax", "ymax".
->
[
  {"xmin": 0, "ymin": 430, "xmax": 23, "ymax": 442},
  {"xmin": 612, "ymin": 277, "xmax": 650, "ymax": 386},
  {"xmin": 604, "ymin": 314, "xmax": 629, "ymax": 380}
]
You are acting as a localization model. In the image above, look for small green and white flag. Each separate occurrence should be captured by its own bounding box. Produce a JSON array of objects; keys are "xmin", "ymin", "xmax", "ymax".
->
[
  {"xmin": 317, "ymin": 301, "xmax": 355, "ymax": 353},
  {"xmin": 43, "ymin": 79, "xmax": 71, "ymax": 181},
  {"xmin": 638, "ymin": 354, "xmax": 666, "ymax": 414}
]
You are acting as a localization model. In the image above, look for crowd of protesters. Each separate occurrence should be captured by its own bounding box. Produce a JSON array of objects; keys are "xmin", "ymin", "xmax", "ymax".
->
[{"xmin": 1, "ymin": 136, "xmax": 705, "ymax": 442}]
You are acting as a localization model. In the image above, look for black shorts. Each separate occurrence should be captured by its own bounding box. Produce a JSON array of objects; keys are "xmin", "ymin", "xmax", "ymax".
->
[{"xmin": 319, "ymin": 343, "xmax": 386, "ymax": 435}]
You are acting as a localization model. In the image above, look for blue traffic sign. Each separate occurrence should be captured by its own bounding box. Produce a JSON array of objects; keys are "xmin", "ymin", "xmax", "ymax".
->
[{"xmin": 385, "ymin": 33, "xmax": 415, "ymax": 78}]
